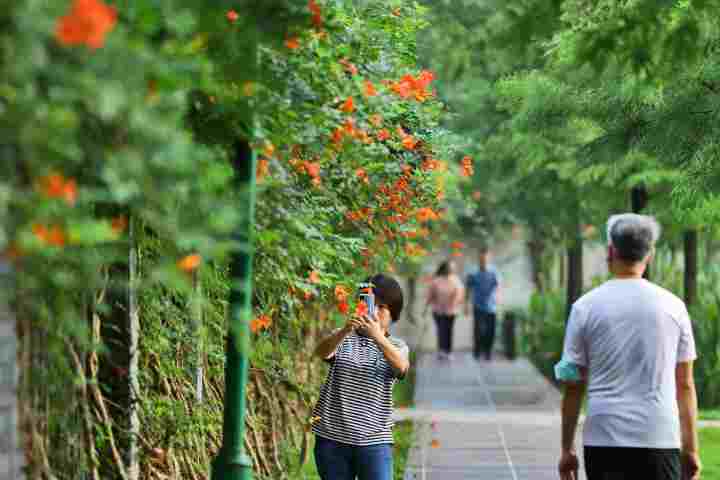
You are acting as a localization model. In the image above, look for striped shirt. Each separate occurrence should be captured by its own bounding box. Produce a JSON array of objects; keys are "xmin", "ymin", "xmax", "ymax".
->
[{"xmin": 312, "ymin": 331, "xmax": 409, "ymax": 446}]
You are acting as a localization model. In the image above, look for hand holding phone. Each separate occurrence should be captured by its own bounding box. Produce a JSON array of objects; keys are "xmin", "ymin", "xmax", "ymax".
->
[
  {"xmin": 357, "ymin": 282, "xmax": 376, "ymax": 336},
  {"xmin": 358, "ymin": 282, "xmax": 376, "ymax": 318}
]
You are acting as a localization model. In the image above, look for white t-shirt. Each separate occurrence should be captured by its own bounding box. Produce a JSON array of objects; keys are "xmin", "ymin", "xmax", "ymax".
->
[{"xmin": 561, "ymin": 278, "xmax": 697, "ymax": 448}]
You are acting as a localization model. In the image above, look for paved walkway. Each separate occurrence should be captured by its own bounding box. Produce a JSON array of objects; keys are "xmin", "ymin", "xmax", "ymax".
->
[
  {"xmin": 389, "ymin": 233, "xmax": 610, "ymax": 479},
  {"xmin": 395, "ymin": 353, "xmax": 579, "ymax": 480}
]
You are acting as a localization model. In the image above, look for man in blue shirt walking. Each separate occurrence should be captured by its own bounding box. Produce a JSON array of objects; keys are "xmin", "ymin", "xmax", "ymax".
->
[{"xmin": 465, "ymin": 247, "xmax": 501, "ymax": 361}]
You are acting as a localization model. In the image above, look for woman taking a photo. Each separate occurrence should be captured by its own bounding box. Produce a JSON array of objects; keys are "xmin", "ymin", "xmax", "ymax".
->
[
  {"xmin": 424, "ymin": 259, "xmax": 464, "ymax": 361},
  {"xmin": 312, "ymin": 273, "xmax": 409, "ymax": 480}
]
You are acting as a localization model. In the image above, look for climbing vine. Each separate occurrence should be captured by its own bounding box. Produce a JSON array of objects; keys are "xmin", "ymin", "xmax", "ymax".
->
[{"xmin": 1, "ymin": 1, "xmax": 471, "ymax": 478}]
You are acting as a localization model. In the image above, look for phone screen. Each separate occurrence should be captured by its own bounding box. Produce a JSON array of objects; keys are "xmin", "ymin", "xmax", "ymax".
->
[
  {"xmin": 358, "ymin": 282, "xmax": 375, "ymax": 318},
  {"xmin": 357, "ymin": 283, "xmax": 375, "ymax": 336}
]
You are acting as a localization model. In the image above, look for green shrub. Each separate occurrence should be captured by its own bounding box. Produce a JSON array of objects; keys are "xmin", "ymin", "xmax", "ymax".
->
[
  {"xmin": 519, "ymin": 290, "xmax": 566, "ymax": 384},
  {"xmin": 4, "ymin": 0, "xmax": 457, "ymax": 478},
  {"xmin": 691, "ymin": 296, "xmax": 720, "ymax": 408},
  {"xmin": 652, "ymin": 252, "xmax": 720, "ymax": 408}
]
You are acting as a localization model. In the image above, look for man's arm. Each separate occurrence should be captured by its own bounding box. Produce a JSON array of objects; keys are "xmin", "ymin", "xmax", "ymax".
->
[
  {"xmin": 561, "ymin": 368, "xmax": 586, "ymax": 453},
  {"xmin": 676, "ymin": 361, "xmax": 701, "ymax": 479},
  {"xmin": 558, "ymin": 369, "xmax": 586, "ymax": 480},
  {"xmin": 558, "ymin": 304, "xmax": 587, "ymax": 479}
]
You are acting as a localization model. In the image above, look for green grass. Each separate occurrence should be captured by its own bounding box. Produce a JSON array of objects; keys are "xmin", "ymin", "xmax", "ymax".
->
[
  {"xmin": 391, "ymin": 350, "xmax": 417, "ymax": 479},
  {"xmin": 392, "ymin": 420, "xmax": 414, "ymax": 480},
  {"xmin": 296, "ymin": 351, "xmax": 418, "ymax": 479},
  {"xmin": 298, "ymin": 448, "xmax": 321, "ymax": 480},
  {"xmin": 701, "ymin": 409, "xmax": 720, "ymax": 421},
  {"xmin": 700, "ymin": 428, "xmax": 720, "ymax": 479}
]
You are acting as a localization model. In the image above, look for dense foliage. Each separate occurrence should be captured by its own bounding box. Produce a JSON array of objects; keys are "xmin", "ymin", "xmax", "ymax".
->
[
  {"xmin": 424, "ymin": 0, "xmax": 720, "ymax": 254},
  {"xmin": 1, "ymin": 1, "xmax": 468, "ymax": 478}
]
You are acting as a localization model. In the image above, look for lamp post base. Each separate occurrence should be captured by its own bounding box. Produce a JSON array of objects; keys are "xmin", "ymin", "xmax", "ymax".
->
[{"xmin": 211, "ymin": 451, "xmax": 253, "ymax": 480}]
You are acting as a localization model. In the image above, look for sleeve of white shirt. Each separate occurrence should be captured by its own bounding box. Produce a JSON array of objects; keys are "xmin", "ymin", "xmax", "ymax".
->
[
  {"xmin": 677, "ymin": 306, "xmax": 698, "ymax": 363},
  {"xmin": 561, "ymin": 304, "xmax": 588, "ymax": 367}
]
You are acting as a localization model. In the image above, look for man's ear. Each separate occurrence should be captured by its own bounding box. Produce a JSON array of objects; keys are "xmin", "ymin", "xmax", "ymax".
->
[
  {"xmin": 607, "ymin": 245, "xmax": 615, "ymax": 262},
  {"xmin": 645, "ymin": 246, "xmax": 655, "ymax": 264}
]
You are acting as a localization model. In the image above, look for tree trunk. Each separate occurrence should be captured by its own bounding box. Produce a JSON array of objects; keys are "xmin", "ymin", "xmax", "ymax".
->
[
  {"xmin": 405, "ymin": 276, "xmax": 417, "ymax": 325},
  {"xmin": 98, "ymin": 258, "xmax": 130, "ymax": 480},
  {"xmin": 191, "ymin": 270, "xmax": 204, "ymax": 402},
  {"xmin": 630, "ymin": 185, "xmax": 648, "ymax": 212},
  {"xmin": 706, "ymin": 229, "xmax": 719, "ymax": 264},
  {"xmin": 127, "ymin": 218, "xmax": 140, "ymax": 480},
  {"xmin": 566, "ymin": 224, "xmax": 583, "ymax": 321},
  {"xmin": 526, "ymin": 226, "xmax": 547, "ymax": 292},
  {"xmin": 0, "ymin": 259, "xmax": 23, "ymax": 479},
  {"xmin": 631, "ymin": 185, "xmax": 651, "ymax": 280},
  {"xmin": 684, "ymin": 229, "xmax": 698, "ymax": 307}
]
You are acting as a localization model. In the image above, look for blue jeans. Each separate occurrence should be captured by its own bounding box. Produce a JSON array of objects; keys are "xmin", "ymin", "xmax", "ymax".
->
[{"xmin": 314, "ymin": 436, "xmax": 393, "ymax": 480}]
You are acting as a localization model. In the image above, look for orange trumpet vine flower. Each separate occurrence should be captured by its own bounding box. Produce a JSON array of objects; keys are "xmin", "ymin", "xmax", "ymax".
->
[
  {"xmin": 340, "ymin": 96, "xmax": 355, "ymax": 113},
  {"xmin": 55, "ymin": 0, "xmax": 117, "ymax": 49},
  {"xmin": 178, "ymin": 254, "xmax": 202, "ymax": 273}
]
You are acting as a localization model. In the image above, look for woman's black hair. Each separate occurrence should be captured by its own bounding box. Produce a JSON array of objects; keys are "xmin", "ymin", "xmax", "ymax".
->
[
  {"xmin": 361, "ymin": 273, "xmax": 404, "ymax": 323},
  {"xmin": 436, "ymin": 261, "xmax": 451, "ymax": 277}
]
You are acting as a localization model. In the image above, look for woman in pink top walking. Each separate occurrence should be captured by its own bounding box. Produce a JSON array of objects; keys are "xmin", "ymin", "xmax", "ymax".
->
[{"xmin": 424, "ymin": 260, "xmax": 465, "ymax": 361}]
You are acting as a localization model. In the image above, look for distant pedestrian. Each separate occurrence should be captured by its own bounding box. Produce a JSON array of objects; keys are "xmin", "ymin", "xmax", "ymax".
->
[
  {"xmin": 312, "ymin": 273, "xmax": 410, "ymax": 480},
  {"xmin": 556, "ymin": 214, "xmax": 700, "ymax": 480},
  {"xmin": 424, "ymin": 259, "xmax": 465, "ymax": 361},
  {"xmin": 465, "ymin": 247, "xmax": 501, "ymax": 361}
]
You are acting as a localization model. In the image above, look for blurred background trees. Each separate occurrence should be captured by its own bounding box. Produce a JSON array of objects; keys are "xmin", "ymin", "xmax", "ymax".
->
[{"xmin": 421, "ymin": 0, "xmax": 720, "ymax": 409}]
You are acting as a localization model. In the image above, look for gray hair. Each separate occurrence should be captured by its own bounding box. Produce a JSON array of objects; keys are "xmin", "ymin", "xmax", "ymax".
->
[{"xmin": 606, "ymin": 213, "xmax": 661, "ymax": 262}]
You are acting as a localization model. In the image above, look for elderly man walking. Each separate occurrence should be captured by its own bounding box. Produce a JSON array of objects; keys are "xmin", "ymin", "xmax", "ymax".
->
[{"xmin": 557, "ymin": 214, "xmax": 701, "ymax": 480}]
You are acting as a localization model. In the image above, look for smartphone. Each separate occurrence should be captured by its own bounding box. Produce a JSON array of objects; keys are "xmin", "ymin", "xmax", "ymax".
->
[
  {"xmin": 357, "ymin": 282, "xmax": 375, "ymax": 337},
  {"xmin": 358, "ymin": 282, "xmax": 376, "ymax": 318}
]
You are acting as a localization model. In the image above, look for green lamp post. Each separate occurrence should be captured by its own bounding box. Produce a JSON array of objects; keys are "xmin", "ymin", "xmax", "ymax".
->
[
  {"xmin": 211, "ymin": 136, "xmax": 256, "ymax": 480},
  {"xmin": 211, "ymin": 29, "xmax": 258, "ymax": 478}
]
